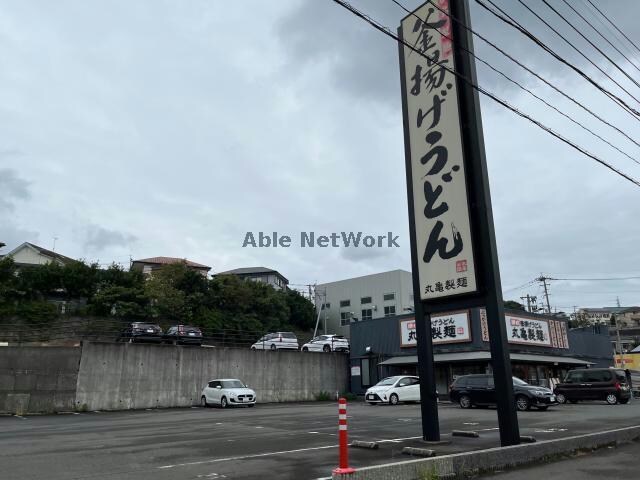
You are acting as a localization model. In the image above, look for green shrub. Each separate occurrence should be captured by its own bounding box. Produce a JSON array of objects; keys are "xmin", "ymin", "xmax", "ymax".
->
[
  {"xmin": 340, "ymin": 392, "xmax": 357, "ymax": 401},
  {"xmin": 314, "ymin": 391, "xmax": 332, "ymax": 401}
]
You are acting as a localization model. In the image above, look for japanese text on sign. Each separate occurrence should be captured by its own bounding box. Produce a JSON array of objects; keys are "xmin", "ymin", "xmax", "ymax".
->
[
  {"xmin": 400, "ymin": 311, "xmax": 471, "ymax": 347},
  {"xmin": 400, "ymin": 0, "xmax": 477, "ymax": 300}
]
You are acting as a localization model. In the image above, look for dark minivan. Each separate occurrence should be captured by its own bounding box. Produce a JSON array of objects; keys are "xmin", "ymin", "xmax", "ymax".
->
[
  {"xmin": 449, "ymin": 374, "xmax": 556, "ymax": 411},
  {"xmin": 554, "ymin": 368, "xmax": 631, "ymax": 405}
]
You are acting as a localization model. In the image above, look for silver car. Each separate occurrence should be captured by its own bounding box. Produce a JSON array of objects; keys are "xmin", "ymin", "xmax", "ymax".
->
[
  {"xmin": 301, "ymin": 334, "xmax": 350, "ymax": 353},
  {"xmin": 201, "ymin": 378, "xmax": 256, "ymax": 408},
  {"xmin": 250, "ymin": 332, "xmax": 299, "ymax": 351}
]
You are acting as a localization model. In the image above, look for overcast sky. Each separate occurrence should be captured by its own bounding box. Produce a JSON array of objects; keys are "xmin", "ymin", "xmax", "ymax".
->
[{"xmin": 2, "ymin": 0, "xmax": 640, "ymax": 312}]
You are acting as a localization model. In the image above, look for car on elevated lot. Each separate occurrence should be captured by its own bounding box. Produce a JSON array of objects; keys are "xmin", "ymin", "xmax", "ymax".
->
[
  {"xmin": 163, "ymin": 324, "xmax": 203, "ymax": 346},
  {"xmin": 201, "ymin": 378, "xmax": 256, "ymax": 408},
  {"xmin": 301, "ymin": 334, "xmax": 350, "ymax": 353},
  {"xmin": 449, "ymin": 374, "xmax": 556, "ymax": 411},
  {"xmin": 365, "ymin": 375, "xmax": 420, "ymax": 405},
  {"xmin": 250, "ymin": 332, "xmax": 299, "ymax": 351},
  {"xmin": 117, "ymin": 322, "xmax": 163, "ymax": 343}
]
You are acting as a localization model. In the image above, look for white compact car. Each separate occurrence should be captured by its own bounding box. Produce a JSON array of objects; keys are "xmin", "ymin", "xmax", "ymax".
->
[
  {"xmin": 250, "ymin": 332, "xmax": 299, "ymax": 351},
  {"xmin": 201, "ymin": 378, "xmax": 256, "ymax": 408},
  {"xmin": 365, "ymin": 376, "xmax": 420, "ymax": 405},
  {"xmin": 301, "ymin": 334, "xmax": 350, "ymax": 353}
]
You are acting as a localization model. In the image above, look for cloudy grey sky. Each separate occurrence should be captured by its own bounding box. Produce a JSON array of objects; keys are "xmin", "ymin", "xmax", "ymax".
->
[{"xmin": 2, "ymin": 0, "xmax": 640, "ymax": 311}]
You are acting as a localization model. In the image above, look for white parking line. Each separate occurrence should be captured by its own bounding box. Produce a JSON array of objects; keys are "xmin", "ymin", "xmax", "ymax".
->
[
  {"xmin": 157, "ymin": 445, "xmax": 338, "ymax": 469},
  {"xmin": 376, "ymin": 436, "xmax": 422, "ymax": 443}
]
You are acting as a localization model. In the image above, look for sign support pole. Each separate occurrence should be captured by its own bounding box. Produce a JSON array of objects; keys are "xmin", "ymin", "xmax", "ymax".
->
[
  {"xmin": 449, "ymin": 0, "xmax": 519, "ymax": 446},
  {"xmin": 398, "ymin": 0, "xmax": 520, "ymax": 447}
]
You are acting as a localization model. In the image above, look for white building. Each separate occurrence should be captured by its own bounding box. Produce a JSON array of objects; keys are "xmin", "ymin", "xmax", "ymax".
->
[
  {"xmin": 1, "ymin": 242, "xmax": 75, "ymax": 268},
  {"xmin": 216, "ymin": 267, "xmax": 289, "ymax": 291},
  {"xmin": 316, "ymin": 269, "xmax": 414, "ymax": 338}
]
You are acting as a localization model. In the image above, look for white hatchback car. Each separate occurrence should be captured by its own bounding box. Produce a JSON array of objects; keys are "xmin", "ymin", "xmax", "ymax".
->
[
  {"xmin": 250, "ymin": 332, "xmax": 299, "ymax": 351},
  {"xmin": 201, "ymin": 378, "xmax": 256, "ymax": 408},
  {"xmin": 301, "ymin": 334, "xmax": 350, "ymax": 353},
  {"xmin": 365, "ymin": 375, "xmax": 420, "ymax": 405}
]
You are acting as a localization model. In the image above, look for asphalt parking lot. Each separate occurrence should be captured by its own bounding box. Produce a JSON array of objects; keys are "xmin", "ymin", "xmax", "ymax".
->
[{"xmin": 2, "ymin": 400, "xmax": 640, "ymax": 480}]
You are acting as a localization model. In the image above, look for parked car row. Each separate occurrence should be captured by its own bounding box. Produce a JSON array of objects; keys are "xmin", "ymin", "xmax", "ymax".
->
[
  {"xmin": 116, "ymin": 325, "xmax": 350, "ymax": 353},
  {"xmin": 117, "ymin": 322, "xmax": 203, "ymax": 346},
  {"xmin": 250, "ymin": 332, "xmax": 350, "ymax": 353},
  {"xmin": 366, "ymin": 368, "xmax": 631, "ymax": 410}
]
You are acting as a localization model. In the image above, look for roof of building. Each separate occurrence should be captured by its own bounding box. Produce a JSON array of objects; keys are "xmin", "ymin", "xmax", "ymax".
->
[
  {"xmin": 580, "ymin": 307, "xmax": 640, "ymax": 314},
  {"xmin": 318, "ymin": 269, "xmax": 412, "ymax": 286},
  {"xmin": 132, "ymin": 257, "xmax": 211, "ymax": 270},
  {"xmin": 216, "ymin": 267, "xmax": 289, "ymax": 283},
  {"xmin": 378, "ymin": 352, "xmax": 593, "ymax": 366},
  {"xmin": 6, "ymin": 242, "xmax": 76, "ymax": 265}
]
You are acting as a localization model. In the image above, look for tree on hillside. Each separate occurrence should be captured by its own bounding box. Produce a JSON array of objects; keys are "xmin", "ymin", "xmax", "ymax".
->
[
  {"xmin": 504, "ymin": 300, "xmax": 526, "ymax": 311},
  {"xmin": 206, "ymin": 274, "xmax": 289, "ymax": 332},
  {"xmin": 285, "ymin": 289, "xmax": 315, "ymax": 331},
  {"xmin": 88, "ymin": 264, "xmax": 151, "ymax": 319},
  {"xmin": 144, "ymin": 262, "xmax": 209, "ymax": 324}
]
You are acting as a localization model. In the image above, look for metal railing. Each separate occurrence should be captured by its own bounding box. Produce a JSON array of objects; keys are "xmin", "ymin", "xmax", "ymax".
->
[{"xmin": 0, "ymin": 319, "xmax": 285, "ymax": 349}]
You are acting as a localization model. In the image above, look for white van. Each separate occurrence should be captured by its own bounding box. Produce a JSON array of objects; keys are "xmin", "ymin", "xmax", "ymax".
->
[{"xmin": 250, "ymin": 332, "xmax": 299, "ymax": 351}]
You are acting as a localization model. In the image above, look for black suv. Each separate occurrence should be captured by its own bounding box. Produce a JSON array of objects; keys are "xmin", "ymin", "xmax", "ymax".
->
[
  {"xmin": 117, "ymin": 322, "xmax": 163, "ymax": 343},
  {"xmin": 164, "ymin": 325, "xmax": 203, "ymax": 346},
  {"xmin": 449, "ymin": 374, "xmax": 556, "ymax": 411},
  {"xmin": 554, "ymin": 368, "xmax": 631, "ymax": 405}
]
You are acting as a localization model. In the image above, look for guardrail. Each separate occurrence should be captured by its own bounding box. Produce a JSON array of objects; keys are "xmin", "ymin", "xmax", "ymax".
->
[{"xmin": 0, "ymin": 320, "xmax": 282, "ymax": 349}]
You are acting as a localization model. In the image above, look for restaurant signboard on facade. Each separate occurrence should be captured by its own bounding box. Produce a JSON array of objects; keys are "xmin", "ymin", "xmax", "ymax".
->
[
  {"xmin": 400, "ymin": 310, "xmax": 471, "ymax": 347},
  {"xmin": 480, "ymin": 309, "xmax": 569, "ymax": 349}
]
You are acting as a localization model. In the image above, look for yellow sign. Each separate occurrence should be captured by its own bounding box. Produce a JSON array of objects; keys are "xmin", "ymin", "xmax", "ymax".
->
[{"xmin": 614, "ymin": 353, "xmax": 640, "ymax": 370}]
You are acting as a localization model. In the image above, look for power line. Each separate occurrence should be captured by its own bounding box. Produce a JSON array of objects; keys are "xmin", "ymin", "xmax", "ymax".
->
[
  {"xmin": 391, "ymin": 0, "xmax": 640, "ymax": 166},
  {"xmin": 329, "ymin": 0, "xmax": 640, "ymax": 188},
  {"xmin": 541, "ymin": 0, "xmax": 640, "ymax": 90},
  {"xmin": 548, "ymin": 276, "xmax": 640, "ymax": 282},
  {"xmin": 503, "ymin": 279, "xmax": 537, "ymax": 294},
  {"xmin": 507, "ymin": 0, "xmax": 640, "ymax": 112},
  {"xmin": 584, "ymin": 0, "xmax": 640, "ymax": 56},
  {"xmin": 477, "ymin": 0, "xmax": 640, "ymax": 119},
  {"xmin": 421, "ymin": 0, "xmax": 640, "ymax": 152},
  {"xmin": 560, "ymin": 0, "xmax": 640, "ymax": 75},
  {"xmin": 579, "ymin": 0, "xmax": 639, "ymax": 62}
]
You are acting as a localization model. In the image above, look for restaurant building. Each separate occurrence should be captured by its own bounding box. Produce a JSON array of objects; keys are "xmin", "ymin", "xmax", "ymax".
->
[{"xmin": 349, "ymin": 308, "xmax": 613, "ymax": 396}]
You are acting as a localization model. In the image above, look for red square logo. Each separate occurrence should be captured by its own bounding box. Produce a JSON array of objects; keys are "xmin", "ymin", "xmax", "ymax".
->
[{"xmin": 456, "ymin": 260, "xmax": 467, "ymax": 273}]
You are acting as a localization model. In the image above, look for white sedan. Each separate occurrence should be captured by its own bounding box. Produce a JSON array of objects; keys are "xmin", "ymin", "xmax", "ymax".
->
[
  {"xmin": 201, "ymin": 378, "xmax": 256, "ymax": 408},
  {"xmin": 365, "ymin": 375, "xmax": 420, "ymax": 405},
  {"xmin": 301, "ymin": 334, "xmax": 350, "ymax": 353}
]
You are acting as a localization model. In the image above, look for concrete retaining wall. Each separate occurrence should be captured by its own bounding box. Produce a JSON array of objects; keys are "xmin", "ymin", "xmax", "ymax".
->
[
  {"xmin": 75, "ymin": 342, "xmax": 349, "ymax": 411},
  {"xmin": 0, "ymin": 346, "xmax": 81, "ymax": 414},
  {"xmin": 333, "ymin": 425, "xmax": 640, "ymax": 480}
]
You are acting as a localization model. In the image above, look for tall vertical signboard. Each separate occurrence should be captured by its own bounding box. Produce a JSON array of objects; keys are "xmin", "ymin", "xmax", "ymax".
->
[{"xmin": 398, "ymin": 0, "xmax": 520, "ymax": 445}]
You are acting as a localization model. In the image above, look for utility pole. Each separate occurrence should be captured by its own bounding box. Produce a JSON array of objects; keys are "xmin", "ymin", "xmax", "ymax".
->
[
  {"xmin": 612, "ymin": 313, "xmax": 625, "ymax": 368},
  {"xmin": 519, "ymin": 294, "xmax": 537, "ymax": 313},
  {"xmin": 536, "ymin": 275, "xmax": 552, "ymax": 314}
]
